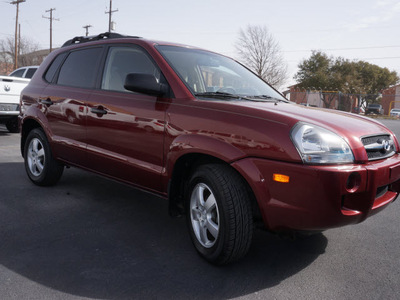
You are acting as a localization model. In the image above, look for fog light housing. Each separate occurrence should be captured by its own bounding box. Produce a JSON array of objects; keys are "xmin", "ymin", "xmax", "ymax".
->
[{"xmin": 346, "ymin": 172, "xmax": 361, "ymax": 192}]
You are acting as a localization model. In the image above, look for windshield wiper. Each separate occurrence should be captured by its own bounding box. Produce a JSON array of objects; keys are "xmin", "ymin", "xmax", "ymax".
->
[
  {"xmin": 195, "ymin": 92, "xmax": 289, "ymax": 103},
  {"xmin": 251, "ymin": 95, "xmax": 289, "ymax": 103},
  {"xmin": 195, "ymin": 92, "xmax": 243, "ymax": 100}
]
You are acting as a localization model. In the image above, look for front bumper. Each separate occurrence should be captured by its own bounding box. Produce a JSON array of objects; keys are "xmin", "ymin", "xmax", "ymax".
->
[{"xmin": 232, "ymin": 155, "xmax": 400, "ymax": 232}]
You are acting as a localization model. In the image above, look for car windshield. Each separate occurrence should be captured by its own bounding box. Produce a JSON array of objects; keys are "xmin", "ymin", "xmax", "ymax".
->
[{"xmin": 156, "ymin": 45, "xmax": 286, "ymax": 101}]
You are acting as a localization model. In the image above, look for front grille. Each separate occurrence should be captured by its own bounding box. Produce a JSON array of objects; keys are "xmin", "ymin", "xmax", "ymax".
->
[{"xmin": 361, "ymin": 134, "xmax": 396, "ymax": 160}]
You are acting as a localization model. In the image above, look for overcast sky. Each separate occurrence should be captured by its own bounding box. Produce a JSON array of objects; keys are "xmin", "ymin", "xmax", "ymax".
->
[{"xmin": 1, "ymin": 0, "xmax": 399, "ymax": 89}]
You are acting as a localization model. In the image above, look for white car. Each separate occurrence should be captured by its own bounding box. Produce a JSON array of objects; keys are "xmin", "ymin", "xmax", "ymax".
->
[
  {"xmin": 0, "ymin": 66, "xmax": 38, "ymax": 132},
  {"xmin": 8, "ymin": 66, "xmax": 39, "ymax": 79},
  {"xmin": 390, "ymin": 108, "xmax": 400, "ymax": 118}
]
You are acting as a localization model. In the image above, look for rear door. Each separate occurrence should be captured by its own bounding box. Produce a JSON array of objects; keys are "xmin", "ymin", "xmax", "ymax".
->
[{"xmin": 41, "ymin": 47, "xmax": 104, "ymax": 166}]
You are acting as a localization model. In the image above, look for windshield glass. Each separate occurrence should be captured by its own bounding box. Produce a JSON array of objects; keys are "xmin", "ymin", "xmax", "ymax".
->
[{"xmin": 156, "ymin": 45, "xmax": 286, "ymax": 101}]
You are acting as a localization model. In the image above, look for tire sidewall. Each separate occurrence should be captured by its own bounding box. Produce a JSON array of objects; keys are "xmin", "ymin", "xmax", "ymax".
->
[
  {"xmin": 186, "ymin": 166, "xmax": 230, "ymax": 263},
  {"xmin": 24, "ymin": 129, "xmax": 51, "ymax": 184}
]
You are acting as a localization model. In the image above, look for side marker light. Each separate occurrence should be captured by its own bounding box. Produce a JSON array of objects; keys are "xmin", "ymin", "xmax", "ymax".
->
[{"xmin": 273, "ymin": 173, "xmax": 290, "ymax": 183}]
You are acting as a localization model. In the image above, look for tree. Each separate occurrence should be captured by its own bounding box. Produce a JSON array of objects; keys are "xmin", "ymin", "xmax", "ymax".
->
[
  {"xmin": 295, "ymin": 51, "xmax": 399, "ymax": 108},
  {"xmin": 235, "ymin": 25, "xmax": 288, "ymax": 89},
  {"xmin": 0, "ymin": 36, "xmax": 41, "ymax": 74}
]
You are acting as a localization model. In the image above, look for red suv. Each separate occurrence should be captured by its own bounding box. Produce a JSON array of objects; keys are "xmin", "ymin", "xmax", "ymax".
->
[{"xmin": 20, "ymin": 33, "xmax": 399, "ymax": 265}]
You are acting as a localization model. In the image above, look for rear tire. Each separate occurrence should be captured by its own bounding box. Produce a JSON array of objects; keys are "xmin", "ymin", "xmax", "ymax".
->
[
  {"xmin": 186, "ymin": 164, "xmax": 253, "ymax": 265},
  {"xmin": 24, "ymin": 128, "xmax": 64, "ymax": 186}
]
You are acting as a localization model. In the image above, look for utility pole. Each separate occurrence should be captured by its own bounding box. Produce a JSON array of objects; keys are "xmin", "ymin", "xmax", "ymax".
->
[
  {"xmin": 42, "ymin": 8, "xmax": 59, "ymax": 53},
  {"xmin": 18, "ymin": 24, "xmax": 21, "ymax": 58},
  {"xmin": 105, "ymin": 0, "xmax": 118, "ymax": 32},
  {"xmin": 10, "ymin": 0, "xmax": 26, "ymax": 70},
  {"xmin": 83, "ymin": 25, "xmax": 92, "ymax": 37}
]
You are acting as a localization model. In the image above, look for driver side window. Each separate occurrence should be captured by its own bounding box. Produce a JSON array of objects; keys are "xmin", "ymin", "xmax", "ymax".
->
[{"xmin": 102, "ymin": 46, "xmax": 161, "ymax": 92}]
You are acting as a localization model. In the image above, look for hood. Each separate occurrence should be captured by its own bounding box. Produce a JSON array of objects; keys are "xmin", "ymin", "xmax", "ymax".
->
[
  {"xmin": 230, "ymin": 100, "xmax": 392, "ymax": 135},
  {"xmin": 197, "ymin": 99, "xmax": 397, "ymax": 163}
]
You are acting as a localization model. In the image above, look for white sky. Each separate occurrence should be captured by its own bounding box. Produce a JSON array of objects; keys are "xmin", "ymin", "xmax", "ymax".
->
[{"xmin": 1, "ymin": 0, "xmax": 399, "ymax": 90}]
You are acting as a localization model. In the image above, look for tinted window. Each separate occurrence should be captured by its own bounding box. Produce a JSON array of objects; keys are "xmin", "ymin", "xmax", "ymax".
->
[
  {"xmin": 45, "ymin": 52, "xmax": 67, "ymax": 83},
  {"xmin": 9, "ymin": 69, "xmax": 25, "ymax": 77},
  {"xmin": 57, "ymin": 47, "xmax": 103, "ymax": 88},
  {"xmin": 101, "ymin": 46, "xmax": 161, "ymax": 92},
  {"xmin": 25, "ymin": 68, "xmax": 37, "ymax": 79}
]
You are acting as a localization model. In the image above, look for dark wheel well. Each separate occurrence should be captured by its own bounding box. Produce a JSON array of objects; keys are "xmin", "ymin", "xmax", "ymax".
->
[
  {"xmin": 21, "ymin": 119, "xmax": 42, "ymax": 158},
  {"xmin": 168, "ymin": 153, "xmax": 262, "ymax": 223}
]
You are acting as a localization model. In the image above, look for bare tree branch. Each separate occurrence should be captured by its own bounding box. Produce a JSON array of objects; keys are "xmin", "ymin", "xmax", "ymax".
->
[
  {"xmin": 235, "ymin": 25, "xmax": 288, "ymax": 89},
  {"xmin": 0, "ymin": 36, "xmax": 42, "ymax": 74}
]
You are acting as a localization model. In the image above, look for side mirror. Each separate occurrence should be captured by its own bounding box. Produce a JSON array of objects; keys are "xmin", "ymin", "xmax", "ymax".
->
[{"xmin": 124, "ymin": 73, "xmax": 167, "ymax": 97}]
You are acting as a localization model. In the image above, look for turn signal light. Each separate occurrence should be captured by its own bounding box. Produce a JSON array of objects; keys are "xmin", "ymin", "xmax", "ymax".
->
[{"xmin": 273, "ymin": 173, "xmax": 290, "ymax": 183}]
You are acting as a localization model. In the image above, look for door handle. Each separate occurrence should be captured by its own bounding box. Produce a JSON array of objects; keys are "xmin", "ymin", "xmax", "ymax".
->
[
  {"xmin": 91, "ymin": 107, "xmax": 108, "ymax": 115},
  {"xmin": 40, "ymin": 98, "xmax": 54, "ymax": 106}
]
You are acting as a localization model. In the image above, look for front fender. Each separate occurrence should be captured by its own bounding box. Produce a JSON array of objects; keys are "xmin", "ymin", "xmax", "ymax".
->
[
  {"xmin": 163, "ymin": 134, "xmax": 247, "ymax": 190},
  {"xmin": 168, "ymin": 133, "xmax": 246, "ymax": 162}
]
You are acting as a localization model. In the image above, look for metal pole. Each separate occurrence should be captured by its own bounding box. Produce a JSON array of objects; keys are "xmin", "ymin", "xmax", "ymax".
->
[
  {"xmin": 83, "ymin": 25, "xmax": 92, "ymax": 36},
  {"xmin": 108, "ymin": 0, "xmax": 112, "ymax": 32},
  {"xmin": 105, "ymin": 0, "xmax": 118, "ymax": 32},
  {"xmin": 43, "ymin": 8, "xmax": 59, "ymax": 53},
  {"xmin": 11, "ymin": 0, "xmax": 26, "ymax": 70}
]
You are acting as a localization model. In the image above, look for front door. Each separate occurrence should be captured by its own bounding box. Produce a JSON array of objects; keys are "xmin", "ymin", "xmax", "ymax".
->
[{"xmin": 85, "ymin": 45, "xmax": 168, "ymax": 192}]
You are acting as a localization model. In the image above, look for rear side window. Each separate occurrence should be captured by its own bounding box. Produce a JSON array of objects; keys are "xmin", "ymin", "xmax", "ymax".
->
[
  {"xmin": 57, "ymin": 47, "xmax": 103, "ymax": 88},
  {"xmin": 25, "ymin": 68, "xmax": 37, "ymax": 79},
  {"xmin": 45, "ymin": 53, "xmax": 67, "ymax": 83}
]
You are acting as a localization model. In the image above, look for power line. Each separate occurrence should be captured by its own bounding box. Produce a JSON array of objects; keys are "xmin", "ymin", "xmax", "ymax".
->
[
  {"xmin": 287, "ymin": 56, "xmax": 400, "ymax": 63},
  {"xmin": 284, "ymin": 45, "xmax": 400, "ymax": 53}
]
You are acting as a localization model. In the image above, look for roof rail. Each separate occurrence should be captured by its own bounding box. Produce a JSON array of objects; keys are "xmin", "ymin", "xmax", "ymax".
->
[{"xmin": 62, "ymin": 32, "xmax": 140, "ymax": 47}]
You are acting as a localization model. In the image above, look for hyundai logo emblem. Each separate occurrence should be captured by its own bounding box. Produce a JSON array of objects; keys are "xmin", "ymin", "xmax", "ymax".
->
[
  {"xmin": 382, "ymin": 139, "xmax": 391, "ymax": 153},
  {"xmin": 4, "ymin": 85, "xmax": 10, "ymax": 92}
]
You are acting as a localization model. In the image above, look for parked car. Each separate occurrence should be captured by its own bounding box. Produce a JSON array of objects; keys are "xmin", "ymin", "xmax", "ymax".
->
[
  {"xmin": 352, "ymin": 106, "xmax": 365, "ymax": 114},
  {"xmin": 19, "ymin": 33, "xmax": 400, "ymax": 265},
  {"xmin": 390, "ymin": 108, "xmax": 400, "ymax": 118},
  {"xmin": 365, "ymin": 103, "xmax": 384, "ymax": 115},
  {"xmin": 0, "ymin": 65, "xmax": 38, "ymax": 132},
  {"xmin": 8, "ymin": 66, "xmax": 39, "ymax": 79}
]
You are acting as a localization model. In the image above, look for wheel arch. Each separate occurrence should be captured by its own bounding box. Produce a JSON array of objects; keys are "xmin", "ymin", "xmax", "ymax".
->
[
  {"xmin": 167, "ymin": 152, "xmax": 262, "ymax": 224},
  {"xmin": 20, "ymin": 118, "xmax": 43, "ymax": 158}
]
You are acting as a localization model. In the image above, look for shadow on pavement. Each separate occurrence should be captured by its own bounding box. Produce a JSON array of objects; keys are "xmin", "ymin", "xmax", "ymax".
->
[{"xmin": 0, "ymin": 162, "xmax": 327, "ymax": 299}]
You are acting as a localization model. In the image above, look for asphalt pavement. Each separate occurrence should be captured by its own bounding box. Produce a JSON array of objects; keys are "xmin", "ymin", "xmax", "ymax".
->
[{"xmin": 0, "ymin": 121, "xmax": 399, "ymax": 300}]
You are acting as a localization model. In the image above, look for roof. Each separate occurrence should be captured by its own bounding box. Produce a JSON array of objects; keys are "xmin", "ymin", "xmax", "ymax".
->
[{"xmin": 62, "ymin": 32, "xmax": 141, "ymax": 47}]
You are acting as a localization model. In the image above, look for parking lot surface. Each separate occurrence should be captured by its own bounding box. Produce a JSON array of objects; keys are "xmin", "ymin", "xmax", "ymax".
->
[{"xmin": 0, "ymin": 121, "xmax": 399, "ymax": 300}]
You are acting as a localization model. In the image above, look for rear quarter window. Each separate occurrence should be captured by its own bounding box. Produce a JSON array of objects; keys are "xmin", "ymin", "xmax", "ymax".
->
[{"xmin": 9, "ymin": 68, "xmax": 25, "ymax": 77}]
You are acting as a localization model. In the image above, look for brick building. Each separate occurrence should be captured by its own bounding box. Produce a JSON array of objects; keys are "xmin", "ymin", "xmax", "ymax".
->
[
  {"xmin": 286, "ymin": 85, "xmax": 359, "ymax": 112},
  {"xmin": 381, "ymin": 84, "xmax": 400, "ymax": 114}
]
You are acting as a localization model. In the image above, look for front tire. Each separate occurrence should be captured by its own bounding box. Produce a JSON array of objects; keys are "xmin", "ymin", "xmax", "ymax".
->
[
  {"xmin": 186, "ymin": 164, "xmax": 253, "ymax": 265},
  {"xmin": 24, "ymin": 128, "xmax": 64, "ymax": 186}
]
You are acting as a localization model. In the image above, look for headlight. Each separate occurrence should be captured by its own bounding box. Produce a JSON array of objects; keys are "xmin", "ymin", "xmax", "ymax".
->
[{"xmin": 291, "ymin": 122, "xmax": 354, "ymax": 164}]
